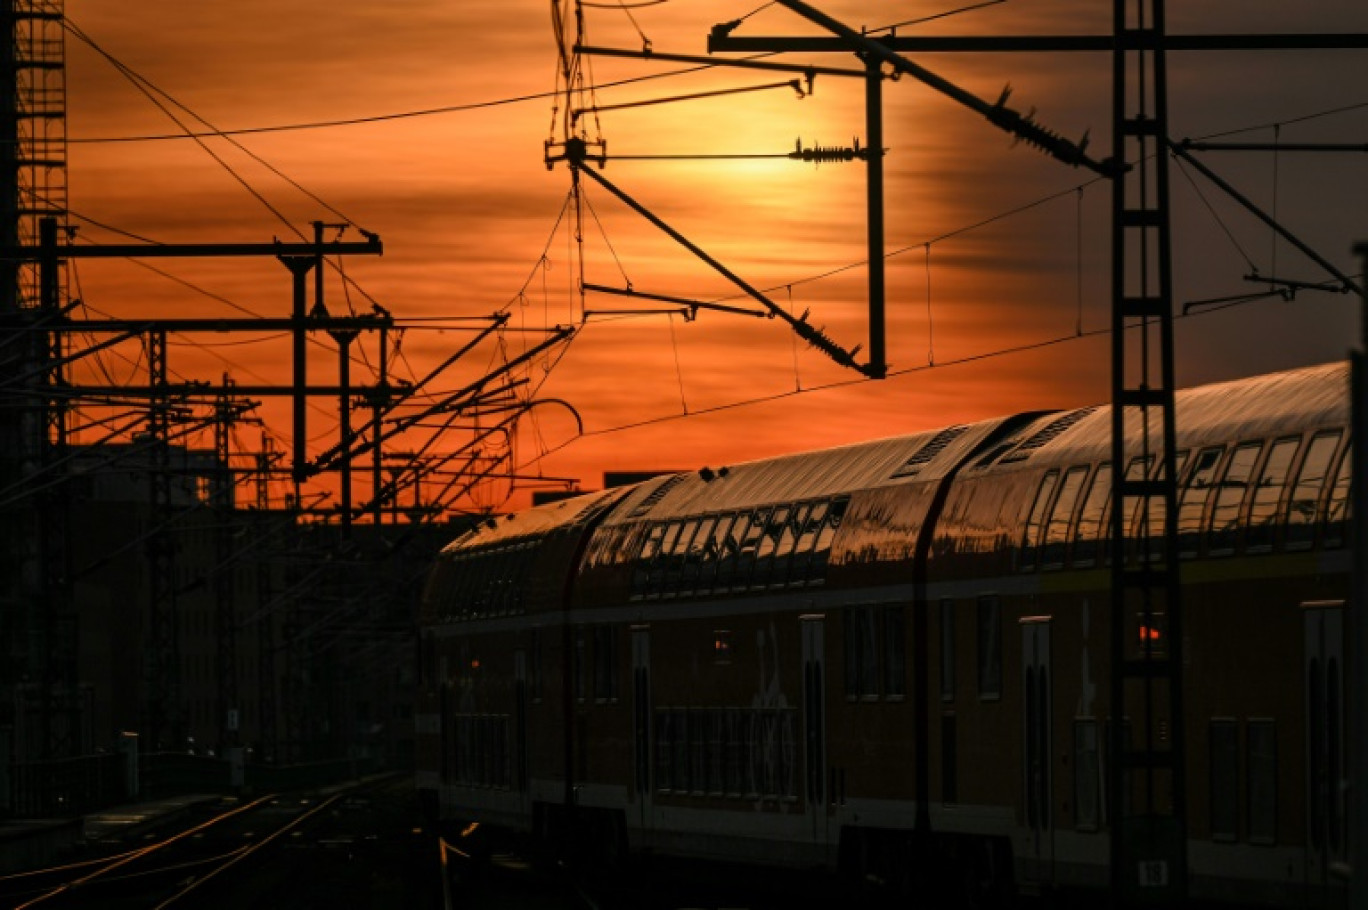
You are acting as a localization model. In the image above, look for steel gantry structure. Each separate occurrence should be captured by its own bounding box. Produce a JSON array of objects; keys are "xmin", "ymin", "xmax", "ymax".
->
[{"xmin": 573, "ymin": 3, "xmax": 1368, "ymax": 905}]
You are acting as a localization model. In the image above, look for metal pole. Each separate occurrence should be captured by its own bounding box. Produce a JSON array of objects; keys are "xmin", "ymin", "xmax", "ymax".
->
[
  {"xmin": 281, "ymin": 257, "xmax": 314, "ymax": 487},
  {"xmin": 373, "ymin": 326, "xmax": 387, "ymax": 526},
  {"xmin": 1351, "ymin": 240, "xmax": 1368, "ymax": 910},
  {"xmin": 864, "ymin": 55, "xmax": 887, "ymax": 379},
  {"xmin": 338, "ymin": 334, "xmax": 352, "ymax": 532}
]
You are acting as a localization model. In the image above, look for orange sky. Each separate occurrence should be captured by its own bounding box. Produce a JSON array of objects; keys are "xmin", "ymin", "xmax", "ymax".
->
[{"xmin": 59, "ymin": 1, "xmax": 1368, "ymax": 514}]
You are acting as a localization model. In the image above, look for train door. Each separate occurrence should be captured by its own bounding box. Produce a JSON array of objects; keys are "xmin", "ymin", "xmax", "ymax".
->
[
  {"xmin": 631, "ymin": 626, "xmax": 652, "ymax": 835},
  {"xmin": 1303, "ymin": 601, "xmax": 1348, "ymax": 908},
  {"xmin": 801, "ymin": 616, "xmax": 828, "ymax": 847},
  {"xmin": 1021, "ymin": 617, "xmax": 1054, "ymax": 885}
]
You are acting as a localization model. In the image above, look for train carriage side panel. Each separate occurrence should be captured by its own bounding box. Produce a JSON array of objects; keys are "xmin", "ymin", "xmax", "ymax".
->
[
  {"xmin": 928, "ymin": 361, "xmax": 1352, "ymax": 905},
  {"xmin": 564, "ymin": 419, "xmax": 1033, "ymax": 869},
  {"xmin": 415, "ymin": 486, "xmax": 636, "ymax": 835}
]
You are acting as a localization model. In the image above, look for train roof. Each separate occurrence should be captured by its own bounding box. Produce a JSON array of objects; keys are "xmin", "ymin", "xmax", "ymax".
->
[
  {"xmin": 438, "ymin": 486, "xmax": 631, "ymax": 555},
  {"xmin": 440, "ymin": 360, "xmax": 1347, "ymax": 553},
  {"xmin": 596, "ymin": 416, "xmax": 1026, "ymax": 528},
  {"xmin": 959, "ymin": 360, "xmax": 1348, "ymax": 475}
]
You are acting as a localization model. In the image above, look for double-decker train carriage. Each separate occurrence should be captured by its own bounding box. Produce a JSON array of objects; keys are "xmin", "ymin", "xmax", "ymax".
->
[{"xmin": 415, "ymin": 360, "xmax": 1354, "ymax": 907}]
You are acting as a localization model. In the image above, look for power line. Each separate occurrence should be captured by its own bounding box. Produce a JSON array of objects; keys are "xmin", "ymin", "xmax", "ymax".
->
[{"xmin": 546, "ymin": 281, "xmax": 1351, "ymax": 449}]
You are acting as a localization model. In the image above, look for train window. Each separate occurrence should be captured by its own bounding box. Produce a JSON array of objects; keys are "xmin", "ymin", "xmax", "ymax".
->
[
  {"xmin": 1019, "ymin": 470, "xmax": 1060, "ymax": 571},
  {"xmin": 633, "ymin": 523, "xmax": 666, "ymax": 597},
  {"xmin": 654, "ymin": 709, "xmax": 674, "ymax": 792},
  {"xmin": 735, "ymin": 507, "xmax": 773, "ymax": 589},
  {"xmin": 689, "ymin": 709, "xmax": 707, "ymax": 795},
  {"xmin": 717, "ymin": 511, "xmax": 756, "ymax": 589},
  {"xmin": 1323, "ymin": 442, "xmax": 1352, "ymax": 549},
  {"xmin": 770, "ymin": 504, "xmax": 809, "ymax": 587},
  {"xmin": 753, "ymin": 506, "xmax": 792, "ymax": 588},
  {"xmin": 477, "ymin": 551, "xmax": 502, "ymax": 617},
  {"xmin": 724, "ymin": 709, "xmax": 744, "ymax": 797},
  {"xmin": 942, "ymin": 713, "xmax": 958, "ymax": 805},
  {"xmin": 1121, "ymin": 455, "xmax": 1154, "ymax": 560},
  {"xmin": 1208, "ymin": 442, "xmax": 1263, "ymax": 555},
  {"xmin": 1246, "ymin": 437, "xmax": 1300, "ymax": 552},
  {"xmin": 711, "ymin": 629, "xmax": 734, "ymax": 666},
  {"xmin": 1073, "ymin": 719, "xmax": 1102, "ymax": 831},
  {"xmin": 1071, "ymin": 462, "xmax": 1112, "ymax": 568},
  {"xmin": 1285, "ymin": 430, "xmax": 1341, "ymax": 549},
  {"xmin": 1141, "ymin": 452, "xmax": 1190, "ymax": 563},
  {"xmin": 694, "ymin": 514, "xmax": 738, "ymax": 593},
  {"xmin": 608, "ymin": 523, "xmax": 639, "ymax": 569},
  {"xmin": 977, "ymin": 596, "xmax": 1002, "ymax": 701},
  {"xmin": 573, "ymin": 627, "xmax": 587, "ymax": 703},
  {"xmin": 940, "ymin": 598, "xmax": 956, "ymax": 702},
  {"xmin": 845, "ymin": 606, "xmax": 879, "ymax": 700},
  {"xmin": 646, "ymin": 522, "xmax": 687, "ymax": 597},
  {"xmin": 673, "ymin": 708, "xmax": 691, "ymax": 793},
  {"xmin": 663, "ymin": 519, "xmax": 702, "ymax": 597},
  {"xmin": 478, "ymin": 550, "xmax": 501, "ymax": 615},
  {"xmin": 506, "ymin": 547, "xmax": 525, "ymax": 613},
  {"xmin": 811, "ymin": 497, "xmax": 848, "ymax": 580},
  {"xmin": 789, "ymin": 501, "xmax": 826, "ymax": 584},
  {"xmin": 1247, "ymin": 719, "xmax": 1277, "ymax": 845},
  {"xmin": 581, "ymin": 526, "xmax": 611, "ymax": 570},
  {"xmin": 1178, "ymin": 447, "xmax": 1225, "ymax": 557},
  {"xmin": 1209, "ymin": 718, "xmax": 1239, "ymax": 842},
  {"xmin": 1041, "ymin": 465, "xmax": 1089, "ymax": 569},
  {"xmin": 883, "ymin": 606, "xmax": 907, "ymax": 699},
  {"xmin": 593, "ymin": 625, "xmax": 619, "ymax": 703},
  {"xmin": 679, "ymin": 515, "xmax": 717, "ymax": 596},
  {"xmin": 711, "ymin": 512, "xmax": 744, "ymax": 590},
  {"xmin": 707, "ymin": 711, "xmax": 726, "ymax": 796}
]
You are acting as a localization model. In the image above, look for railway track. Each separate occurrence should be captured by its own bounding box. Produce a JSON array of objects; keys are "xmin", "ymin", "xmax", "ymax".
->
[{"xmin": 0, "ymin": 774, "xmax": 437, "ymax": 909}]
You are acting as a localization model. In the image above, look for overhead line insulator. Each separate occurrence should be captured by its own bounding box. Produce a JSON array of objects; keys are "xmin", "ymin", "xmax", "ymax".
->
[{"xmin": 789, "ymin": 137, "xmax": 872, "ymax": 163}]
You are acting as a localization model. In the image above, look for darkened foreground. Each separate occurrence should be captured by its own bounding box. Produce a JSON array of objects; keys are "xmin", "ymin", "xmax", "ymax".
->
[{"xmin": 0, "ymin": 774, "xmax": 440, "ymax": 909}]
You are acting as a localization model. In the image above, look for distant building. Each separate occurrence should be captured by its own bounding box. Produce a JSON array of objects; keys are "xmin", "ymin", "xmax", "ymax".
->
[
  {"xmin": 58, "ymin": 442, "xmax": 450, "ymax": 770},
  {"xmin": 603, "ymin": 470, "xmax": 684, "ymax": 489},
  {"xmin": 530, "ymin": 470, "xmax": 685, "ymax": 506}
]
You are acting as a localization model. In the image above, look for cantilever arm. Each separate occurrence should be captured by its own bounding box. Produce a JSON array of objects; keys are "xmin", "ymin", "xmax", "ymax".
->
[
  {"xmin": 1170, "ymin": 140, "xmax": 1362, "ymax": 296},
  {"xmin": 755, "ymin": 0, "xmax": 1121, "ymax": 177},
  {"xmin": 570, "ymin": 150, "xmax": 878, "ymax": 377}
]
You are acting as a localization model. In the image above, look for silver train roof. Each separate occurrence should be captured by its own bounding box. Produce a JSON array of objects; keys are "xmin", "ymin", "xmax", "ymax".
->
[
  {"xmin": 440, "ymin": 360, "xmax": 1348, "ymax": 552},
  {"xmin": 958, "ymin": 359, "xmax": 1348, "ymax": 476}
]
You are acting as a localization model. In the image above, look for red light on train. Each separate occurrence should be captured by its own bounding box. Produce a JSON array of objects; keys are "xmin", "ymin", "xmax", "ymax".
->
[
  {"xmin": 713, "ymin": 629, "xmax": 733, "ymax": 665},
  {"xmin": 1138, "ymin": 626, "xmax": 1162, "ymax": 642}
]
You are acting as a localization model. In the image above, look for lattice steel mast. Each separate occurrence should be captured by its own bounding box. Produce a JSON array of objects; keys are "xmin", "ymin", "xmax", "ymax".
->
[
  {"xmin": 1, "ymin": 0, "xmax": 76, "ymax": 765},
  {"xmin": 1108, "ymin": 1, "xmax": 1187, "ymax": 904}
]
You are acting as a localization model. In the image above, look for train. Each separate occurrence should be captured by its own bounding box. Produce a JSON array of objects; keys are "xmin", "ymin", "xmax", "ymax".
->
[{"xmin": 415, "ymin": 359, "xmax": 1355, "ymax": 907}]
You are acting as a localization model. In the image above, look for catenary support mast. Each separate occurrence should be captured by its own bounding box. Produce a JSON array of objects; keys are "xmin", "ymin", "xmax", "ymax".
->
[{"xmin": 1108, "ymin": 1, "xmax": 1186, "ymax": 904}]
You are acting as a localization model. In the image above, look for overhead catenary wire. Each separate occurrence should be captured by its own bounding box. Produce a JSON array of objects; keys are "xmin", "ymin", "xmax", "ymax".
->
[
  {"xmin": 531, "ymin": 278, "xmax": 1358, "ymax": 453},
  {"xmin": 870, "ymin": 0, "xmax": 1007, "ymax": 33},
  {"xmin": 62, "ymin": 18, "xmax": 306, "ymax": 240}
]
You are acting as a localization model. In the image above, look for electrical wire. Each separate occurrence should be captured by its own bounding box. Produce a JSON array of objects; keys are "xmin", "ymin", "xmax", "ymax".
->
[
  {"xmin": 70, "ymin": 50, "xmax": 792, "ymax": 144},
  {"xmin": 1171, "ymin": 153, "xmax": 1258, "ymax": 272},
  {"xmin": 540, "ymin": 280, "xmax": 1355, "ymax": 449},
  {"xmin": 871, "ymin": 0, "xmax": 1007, "ymax": 33},
  {"xmin": 63, "ymin": 19, "xmax": 305, "ymax": 240},
  {"xmin": 1194, "ymin": 100, "xmax": 1368, "ymax": 141}
]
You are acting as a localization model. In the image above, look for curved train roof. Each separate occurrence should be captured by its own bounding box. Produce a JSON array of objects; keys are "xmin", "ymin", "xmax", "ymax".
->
[
  {"xmin": 596, "ymin": 416, "xmax": 1023, "ymax": 530},
  {"xmin": 437, "ymin": 485, "xmax": 631, "ymax": 555},
  {"xmin": 958, "ymin": 360, "xmax": 1347, "ymax": 476},
  {"xmin": 439, "ymin": 360, "xmax": 1347, "ymax": 555}
]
